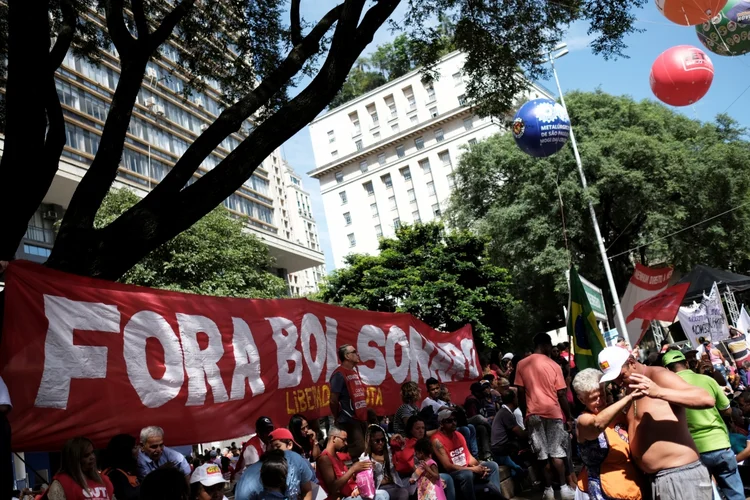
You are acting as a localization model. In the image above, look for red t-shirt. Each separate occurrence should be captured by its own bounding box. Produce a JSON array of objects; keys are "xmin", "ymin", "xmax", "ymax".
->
[
  {"xmin": 431, "ymin": 430, "xmax": 470, "ymax": 467},
  {"xmin": 515, "ymin": 353, "xmax": 566, "ymax": 420}
]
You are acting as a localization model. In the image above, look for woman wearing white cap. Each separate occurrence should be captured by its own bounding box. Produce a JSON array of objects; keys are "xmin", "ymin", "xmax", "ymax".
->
[{"xmin": 190, "ymin": 463, "xmax": 229, "ymax": 500}]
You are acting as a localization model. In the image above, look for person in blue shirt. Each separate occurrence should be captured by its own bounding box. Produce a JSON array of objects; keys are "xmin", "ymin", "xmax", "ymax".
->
[
  {"xmin": 136, "ymin": 425, "xmax": 191, "ymax": 482},
  {"xmin": 258, "ymin": 450, "xmax": 288, "ymax": 500},
  {"xmin": 235, "ymin": 447, "xmax": 313, "ymax": 500}
]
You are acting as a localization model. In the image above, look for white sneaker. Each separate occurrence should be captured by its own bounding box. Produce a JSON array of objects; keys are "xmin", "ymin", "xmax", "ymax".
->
[
  {"xmin": 543, "ymin": 486, "xmax": 556, "ymax": 500},
  {"xmin": 560, "ymin": 484, "xmax": 576, "ymax": 500}
]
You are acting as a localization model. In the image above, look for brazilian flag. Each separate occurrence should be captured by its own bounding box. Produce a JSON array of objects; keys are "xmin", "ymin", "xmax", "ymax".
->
[{"xmin": 567, "ymin": 266, "xmax": 606, "ymax": 370}]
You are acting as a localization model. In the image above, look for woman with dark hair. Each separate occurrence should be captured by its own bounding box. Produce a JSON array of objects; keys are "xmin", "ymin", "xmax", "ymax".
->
[
  {"xmin": 40, "ymin": 437, "xmax": 114, "ymax": 499},
  {"xmin": 140, "ymin": 467, "xmax": 190, "ymax": 500},
  {"xmin": 365, "ymin": 425, "xmax": 409, "ymax": 500},
  {"xmin": 101, "ymin": 434, "xmax": 140, "ymax": 500},
  {"xmin": 288, "ymin": 414, "xmax": 321, "ymax": 461}
]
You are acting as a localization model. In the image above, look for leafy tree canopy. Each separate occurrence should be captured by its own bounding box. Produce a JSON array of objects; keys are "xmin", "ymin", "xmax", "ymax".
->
[
  {"xmin": 95, "ymin": 189, "xmax": 288, "ymax": 298},
  {"xmin": 1, "ymin": 0, "xmax": 646, "ymax": 282},
  {"xmin": 448, "ymin": 90, "xmax": 750, "ymax": 336},
  {"xmin": 315, "ymin": 222, "xmax": 519, "ymax": 348}
]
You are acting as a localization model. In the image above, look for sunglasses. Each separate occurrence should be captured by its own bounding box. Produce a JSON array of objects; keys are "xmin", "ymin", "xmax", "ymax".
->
[
  {"xmin": 347, "ymin": 350, "xmax": 358, "ymax": 356},
  {"xmin": 334, "ymin": 436, "xmax": 348, "ymax": 443}
]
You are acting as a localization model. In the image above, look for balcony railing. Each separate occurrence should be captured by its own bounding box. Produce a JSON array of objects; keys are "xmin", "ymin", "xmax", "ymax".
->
[{"xmin": 26, "ymin": 225, "xmax": 56, "ymax": 244}]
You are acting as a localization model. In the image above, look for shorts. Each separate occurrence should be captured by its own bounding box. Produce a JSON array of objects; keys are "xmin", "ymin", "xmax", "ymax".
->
[
  {"xmin": 651, "ymin": 460, "xmax": 713, "ymax": 500},
  {"xmin": 526, "ymin": 415, "xmax": 567, "ymax": 461}
]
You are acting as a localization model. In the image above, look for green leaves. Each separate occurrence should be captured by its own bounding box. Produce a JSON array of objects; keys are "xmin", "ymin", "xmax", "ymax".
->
[
  {"xmin": 316, "ymin": 222, "xmax": 518, "ymax": 349},
  {"xmin": 94, "ymin": 189, "xmax": 288, "ymax": 298},
  {"xmin": 449, "ymin": 90, "xmax": 750, "ymax": 337}
]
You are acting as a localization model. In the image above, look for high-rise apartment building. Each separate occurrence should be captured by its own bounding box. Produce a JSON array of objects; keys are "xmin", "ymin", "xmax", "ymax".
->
[
  {"xmin": 8, "ymin": 33, "xmax": 325, "ymax": 281},
  {"xmin": 308, "ymin": 51, "xmax": 552, "ymax": 269},
  {"xmin": 284, "ymin": 161, "xmax": 326, "ymax": 295}
]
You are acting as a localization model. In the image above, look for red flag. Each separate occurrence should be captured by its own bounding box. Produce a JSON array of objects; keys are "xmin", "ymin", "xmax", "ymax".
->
[{"xmin": 626, "ymin": 283, "xmax": 690, "ymax": 323}]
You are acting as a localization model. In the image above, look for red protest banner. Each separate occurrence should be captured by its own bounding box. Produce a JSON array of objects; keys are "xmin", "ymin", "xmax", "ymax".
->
[
  {"xmin": 0, "ymin": 261, "xmax": 480, "ymax": 452},
  {"xmin": 626, "ymin": 283, "xmax": 690, "ymax": 324}
]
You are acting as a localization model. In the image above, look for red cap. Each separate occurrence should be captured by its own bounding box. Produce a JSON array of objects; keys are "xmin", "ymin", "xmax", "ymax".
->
[{"xmin": 268, "ymin": 428, "xmax": 300, "ymax": 449}]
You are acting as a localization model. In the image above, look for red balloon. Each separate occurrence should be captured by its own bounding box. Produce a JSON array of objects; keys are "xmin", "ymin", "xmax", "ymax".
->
[{"xmin": 650, "ymin": 45, "xmax": 714, "ymax": 107}]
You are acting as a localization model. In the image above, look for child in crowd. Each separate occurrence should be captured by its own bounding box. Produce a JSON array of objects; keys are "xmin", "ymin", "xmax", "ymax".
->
[
  {"xmin": 259, "ymin": 450, "xmax": 288, "ymax": 500},
  {"xmin": 410, "ymin": 438, "xmax": 445, "ymax": 500}
]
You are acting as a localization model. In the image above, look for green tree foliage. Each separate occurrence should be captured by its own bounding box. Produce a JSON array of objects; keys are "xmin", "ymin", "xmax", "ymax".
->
[
  {"xmin": 95, "ymin": 189, "xmax": 288, "ymax": 298},
  {"xmin": 449, "ymin": 91, "xmax": 750, "ymax": 335},
  {"xmin": 0, "ymin": 0, "xmax": 645, "ymax": 280},
  {"xmin": 317, "ymin": 222, "xmax": 518, "ymax": 348}
]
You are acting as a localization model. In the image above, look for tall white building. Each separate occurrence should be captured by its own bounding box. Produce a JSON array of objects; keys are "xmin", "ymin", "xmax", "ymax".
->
[
  {"xmin": 284, "ymin": 161, "xmax": 326, "ymax": 295},
  {"xmin": 308, "ymin": 51, "xmax": 552, "ymax": 269}
]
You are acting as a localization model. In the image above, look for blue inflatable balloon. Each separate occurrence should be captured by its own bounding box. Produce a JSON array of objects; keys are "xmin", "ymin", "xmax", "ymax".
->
[{"xmin": 512, "ymin": 99, "xmax": 571, "ymax": 158}]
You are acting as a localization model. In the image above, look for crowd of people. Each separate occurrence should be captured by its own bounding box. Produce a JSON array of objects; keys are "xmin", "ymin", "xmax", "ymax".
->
[{"xmin": 15, "ymin": 331, "xmax": 750, "ymax": 500}]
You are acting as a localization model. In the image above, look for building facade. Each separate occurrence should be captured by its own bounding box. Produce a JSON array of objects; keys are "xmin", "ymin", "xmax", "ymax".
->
[
  {"xmin": 308, "ymin": 51, "xmax": 552, "ymax": 269},
  {"xmin": 9, "ymin": 30, "xmax": 324, "ymax": 281}
]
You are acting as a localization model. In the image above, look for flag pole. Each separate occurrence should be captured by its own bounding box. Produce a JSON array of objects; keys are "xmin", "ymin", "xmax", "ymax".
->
[{"xmin": 548, "ymin": 47, "xmax": 629, "ymax": 342}]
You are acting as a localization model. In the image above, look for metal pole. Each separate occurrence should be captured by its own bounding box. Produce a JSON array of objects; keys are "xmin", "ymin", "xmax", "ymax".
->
[{"xmin": 549, "ymin": 55, "xmax": 630, "ymax": 340}]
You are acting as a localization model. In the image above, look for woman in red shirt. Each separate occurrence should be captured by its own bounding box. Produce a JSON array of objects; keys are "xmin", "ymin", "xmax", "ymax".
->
[{"xmin": 39, "ymin": 437, "xmax": 114, "ymax": 500}]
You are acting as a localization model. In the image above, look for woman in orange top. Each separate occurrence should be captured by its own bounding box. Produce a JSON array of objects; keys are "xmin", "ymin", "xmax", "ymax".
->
[{"xmin": 572, "ymin": 369, "xmax": 645, "ymax": 500}]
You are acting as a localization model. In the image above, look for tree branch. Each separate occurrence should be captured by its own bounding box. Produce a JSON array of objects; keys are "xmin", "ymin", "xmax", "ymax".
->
[
  {"xmin": 49, "ymin": 0, "xmax": 76, "ymax": 72},
  {"xmin": 104, "ymin": 0, "xmax": 136, "ymax": 56},
  {"xmin": 42, "ymin": 76, "xmax": 67, "ymax": 183},
  {"xmin": 290, "ymin": 0, "xmax": 302, "ymax": 45},
  {"xmin": 144, "ymin": 2, "xmax": 344, "ymax": 198},
  {"xmin": 149, "ymin": 0, "xmax": 195, "ymax": 51},
  {"xmin": 132, "ymin": 0, "xmax": 150, "ymax": 39}
]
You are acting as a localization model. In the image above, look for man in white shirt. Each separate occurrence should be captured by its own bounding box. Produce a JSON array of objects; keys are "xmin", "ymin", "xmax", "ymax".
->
[{"xmin": 420, "ymin": 377, "xmax": 445, "ymax": 413}]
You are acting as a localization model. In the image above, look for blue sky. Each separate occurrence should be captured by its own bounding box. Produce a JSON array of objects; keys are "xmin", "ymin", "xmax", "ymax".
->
[{"xmin": 280, "ymin": 1, "xmax": 750, "ymax": 273}]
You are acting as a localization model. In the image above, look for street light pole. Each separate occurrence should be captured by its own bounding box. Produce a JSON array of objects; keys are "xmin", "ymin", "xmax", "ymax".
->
[{"xmin": 547, "ymin": 46, "xmax": 630, "ymax": 343}]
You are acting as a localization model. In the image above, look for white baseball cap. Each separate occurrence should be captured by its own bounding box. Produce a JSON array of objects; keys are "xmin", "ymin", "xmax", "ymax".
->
[
  {"xmin": 502, "ymin": 353, "xmax": 514, "ymax": 360},
  {"xmin": 190, "ymin": 464, "xmax": 226, "ymax": 487},
  {"xmin": 598, "ymin": 346, "xmax": 633, "ymax": 383}
]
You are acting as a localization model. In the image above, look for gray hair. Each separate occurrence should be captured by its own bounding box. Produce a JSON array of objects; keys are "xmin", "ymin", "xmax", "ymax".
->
[
  {"xmin": 328, "ymin": 425, "xmax": 344, "ymax": 437},
  {"xmin": 572, "ymin": 368, "xmax": 603, "ymax": 396},
  {"xmin": 140, "ymin": 425, "xmax": 165, "ymax": 445}
]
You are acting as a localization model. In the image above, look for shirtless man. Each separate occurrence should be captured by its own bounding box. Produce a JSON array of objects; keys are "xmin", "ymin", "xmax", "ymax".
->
[{"xmin": 597, "ymin": 346, "xmax": 716, "ymax": 500}]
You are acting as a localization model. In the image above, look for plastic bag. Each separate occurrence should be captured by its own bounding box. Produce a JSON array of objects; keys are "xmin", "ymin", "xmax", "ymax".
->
[{"xmin": 355, "ymin": 454, "xmax": 375, "ymax": 500}]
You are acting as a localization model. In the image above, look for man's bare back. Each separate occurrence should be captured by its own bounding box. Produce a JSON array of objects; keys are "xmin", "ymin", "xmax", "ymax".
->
[{"xmin": 625, "ymin": 366, "xmax": 709, "ymax": 474}]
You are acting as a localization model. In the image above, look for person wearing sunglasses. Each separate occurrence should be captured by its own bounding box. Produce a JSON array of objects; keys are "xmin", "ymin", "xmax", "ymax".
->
[
  {"xmin": 365, "ymin": 425, "xmax": 409, "ymax": 500},
  {"xmin": 330, "ymin": 344, "xmax": 368, "ymax": 458}
]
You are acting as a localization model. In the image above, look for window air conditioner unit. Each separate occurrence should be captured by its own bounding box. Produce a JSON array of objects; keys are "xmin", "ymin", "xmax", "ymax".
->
[
  {"xmin": 200, "ymin": 124, "xmax": 209, "ymax": 131},
  {"xmin": 146, "ymin": 67, "xmax": 158, "ymax": 79},
  {"xmin": 154, "ymin": 104, "xmax": 166, "ymax": 116},
  {"xmin": 144, "ymin": 97, "xmax": 157, "ymax": 107},
  {"xmin": 195, "ymin": 98, "xmax": 204, "ymax": 108},
  {"xmin": 43, "ymin": 210, "xmax": 59, "ymax": 220}
]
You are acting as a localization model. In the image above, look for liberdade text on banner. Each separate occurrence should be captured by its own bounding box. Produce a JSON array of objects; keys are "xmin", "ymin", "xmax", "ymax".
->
[{"xmin": 0, "ymin": 261, "xmax": 481, "ymax": 452}]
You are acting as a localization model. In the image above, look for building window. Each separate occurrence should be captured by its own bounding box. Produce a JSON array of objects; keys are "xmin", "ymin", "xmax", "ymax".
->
[
  {"xmin": 468, "ymin": 138, "xmax": 477, "ymax": 146},
  {"xmin": 425, "ymin": 84, "xmax": 436, "ymax": 102},
  {"xmin": 355, "ymin": 139, "xmax": 363, "ymax": 151},
  {"xmin": 360, "ymin": 160, "xmax": 369, "ymax": 173},
  {"xmin": 396, "ymin": 145, "xmax": 405, "ymax": 158},
  {"xmin": 389, "ymin": 196, "xmax": 397, "ymax": 211},
  {"xmin": 348, "ymin": 233, "xmax": 356, "ymax": 247},
  {"xmin": 458, "ymin": 94, "xmax": 467, "ymax": 106},
  {"xmin": 344, "ymin": 212, "xmax": 352, "ymax": 225},
  {"xmin": 364, "ymin": 181, "xmax": 375, "ymax": 196},
  {"xmin": 385, "ymin": 95, "xmax": 397, "ymax": 118},
  {"xmin": 427, "ymin": 181, "xmax": 436, "ymax": 197},
  {"xmin": 432, "ymin": 203, "xmax": 441, "ymax": 217},
  {"xmin": 328, "ymin": 130, "xmax": 335, "ymax": 143},
  {"xmin": 408, "ymin": 188, "xmax": 417, "ymax": 203},
  {"xmin": 335, "ymin": 171, "xmax": 344, "ymax": 183},
  {"xmin": 371, "ymin": 203, "xmax": 379, "ymax": 218},
  {"xmin": 400, "ymin": 167, "xmax": 412, "ymax": 181},
  {"xmin": 447, "ymin": 174, "xmax": 455, "ymax": 188},
  {"xmin": 439, "ymin": 151, "xmax": 452, "ymax": 166},
  {"xmin": 367, "ymin": 103, "xmax": 379, "ymax": 126},
  {"xmin": 340, "ymin": 191, "xmax": 348, "ymax": 204},
  {"xmin": 463, "ymin": 117, "xmax": 474, "ymax": 131},
  {"xmin": 350, "ymin": 112, "xmax": 361, "ymax": 136},
  {"xmin": 410, "ymin": 115, "xmax": 418, "ymax": 124},
  {"xmin": 403, "ymin": 86, "xmax": 416, "ymax": 110},
  {"xmin": 393, "ymin": 218, "xmax": 401, "ymax": 230},
  {"xmin": 382, "ymin": 174, "xmax": 393, "ymax": 188},
  {"xmin": 331, "ymin": 150, "xmax": 339, "ymax": 158},
  {"xmin": 429, "ymin": 107, "xmax": 438, "ymax": 118},
  {"xmin": 453, "ymin": 72, "xmax": 462, "ymax": 86},
  {"xmin": 375, "ymin": 224, "xmax": 383, "ymax": 238},
  {"xmin": 23, "ymin": 244, "xmax": 52, "ymax": 258},
  {"xmin": 419, "ymin": 158, "xmax": 431, "ymax": 173},
  {"xmin": 378, "ymin": 153, "xmax": 386, "ymax": 165},
  {"xmin": 373, "ymin": 131, "xmax": 381, "ymax": 140},
  {"xmin": 435, "ymin": 128, "xmax": 444, "ymax": 142},
  {"xmin": 415, "ymin": 137, "xmax": 424, "ymax": 150},
  {"xmin": 392, "ymin": 123, "xmax": 400, "ymax": 133},
  {"xmin": 412, "ymin": 210, "xmax": 421, "ymax": 223}
]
